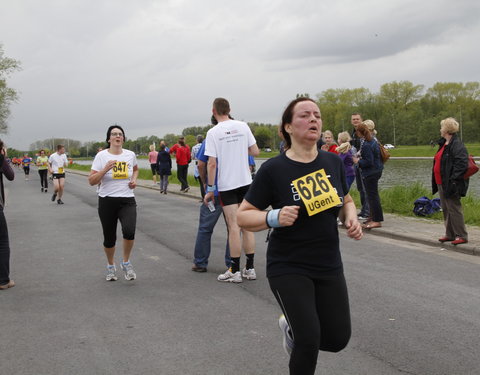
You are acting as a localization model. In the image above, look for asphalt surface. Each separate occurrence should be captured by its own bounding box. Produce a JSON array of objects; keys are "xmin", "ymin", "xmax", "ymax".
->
[{"xmin": 1, "ymin": 168, "xmax": 479, "ymax": 374}]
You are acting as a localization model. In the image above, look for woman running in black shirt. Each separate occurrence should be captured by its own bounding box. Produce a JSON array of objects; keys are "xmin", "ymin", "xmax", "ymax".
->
[{"xmin": 237, "ymin": 97, "xmax": 362, "ymax": 375}]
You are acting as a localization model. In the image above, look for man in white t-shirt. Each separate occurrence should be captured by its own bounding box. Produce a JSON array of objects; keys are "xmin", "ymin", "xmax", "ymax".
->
[
  {"xmin": 204, "ymin": 98, "xmax": 259, "ymax": 283},
  {"xmin": 48, "ymin": 144, "xmax": 69, "ymax": 204}
]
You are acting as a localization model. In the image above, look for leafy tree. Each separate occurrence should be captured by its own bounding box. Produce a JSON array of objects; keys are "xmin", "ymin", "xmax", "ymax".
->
[
  {"xmin": 0, "ymin": 44, "xmax": 21, "ymax": 133},
  {"xmin": 254, "ymin": 126, "xmax": 273, "ymax": 148}
]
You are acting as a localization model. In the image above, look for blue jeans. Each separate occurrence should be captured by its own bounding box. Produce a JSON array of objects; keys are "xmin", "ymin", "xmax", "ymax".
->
[{"xmin": 193, "ymin": 201, "xmax": 230, "ymax": 268}]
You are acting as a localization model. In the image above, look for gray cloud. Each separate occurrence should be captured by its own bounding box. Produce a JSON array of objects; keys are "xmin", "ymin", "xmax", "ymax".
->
[{"xmin": 1, "ymin": 0, "xmax": 479, "ymax": 149}]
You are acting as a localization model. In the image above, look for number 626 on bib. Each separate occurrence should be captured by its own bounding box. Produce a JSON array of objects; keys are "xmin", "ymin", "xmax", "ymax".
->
[{"xmin": 291, "ymin": 168, "xmax": 342, "ymax": 216}]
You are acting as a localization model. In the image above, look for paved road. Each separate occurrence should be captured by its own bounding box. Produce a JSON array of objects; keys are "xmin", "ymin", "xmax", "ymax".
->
[{"xmin": 1, "ymin": 171, "xmax": 479, "ymax": 374}]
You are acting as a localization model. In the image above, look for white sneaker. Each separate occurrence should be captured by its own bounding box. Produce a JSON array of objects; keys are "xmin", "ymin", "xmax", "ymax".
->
[
  {"xmin": 106, "ymin": 265, "xmax": 118, "ymax": 281},
  {"xmin": 242, "ymin": 268, "xmax": 257, "ymax": 280},
  {"xmin": 217, "ymin": 268, "xmax": 242, "ymax": 283},
  {"xmin": 120, "ymin": 261, "xmax": 136, "ymax": 281},
  {"xmin": 278, "ymin": 314, "xmax": 294, "ymax": 356}
]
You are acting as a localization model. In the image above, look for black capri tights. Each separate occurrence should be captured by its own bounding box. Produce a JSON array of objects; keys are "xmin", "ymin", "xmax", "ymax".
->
[
  {"xmin": 269, "ymin": 272, "xmax": 351, "ymax": 375},
  {"xmin": 98, "ymin": 196, "xmax": 137, "ymax": 248}
]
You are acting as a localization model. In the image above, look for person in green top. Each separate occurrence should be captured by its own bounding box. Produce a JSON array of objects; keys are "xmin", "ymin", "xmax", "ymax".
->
[{"xmin": 36, "ymin": 149, "xmax": 49, "ymax": 193}]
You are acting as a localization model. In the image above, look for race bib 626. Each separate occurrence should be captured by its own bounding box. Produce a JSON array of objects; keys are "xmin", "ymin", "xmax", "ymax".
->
[{"xmin": 292, "ymin": 168, "xmax": 341, "ymax": 216}]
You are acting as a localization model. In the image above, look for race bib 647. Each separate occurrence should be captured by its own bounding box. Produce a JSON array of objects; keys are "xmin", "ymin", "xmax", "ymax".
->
[
  {"xmin": 112, "ymin": 161, "xmax": 128, "ymax": 179},
  {"xmin": 292, "ymin": 168, "xmax": 341, "ymax": 216}
]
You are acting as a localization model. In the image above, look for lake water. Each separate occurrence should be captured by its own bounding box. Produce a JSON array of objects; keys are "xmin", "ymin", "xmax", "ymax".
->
[{"xmin": 74, "ymin": 158, "xmax": 480, "ymax": 197}]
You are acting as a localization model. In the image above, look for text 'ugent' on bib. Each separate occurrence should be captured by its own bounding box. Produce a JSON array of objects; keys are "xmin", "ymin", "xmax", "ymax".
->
[
  {"xmin": 292, "ymin": 168, "xmax": 341, "ymax": 216},
  {"xmin": 112, "ymin": 161, "xmax": 129, "ymax": 179}
]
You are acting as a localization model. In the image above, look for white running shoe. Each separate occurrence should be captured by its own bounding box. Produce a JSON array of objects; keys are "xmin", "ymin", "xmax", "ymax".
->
[
  {"xmin": 278, "ymin": 314, "xmax": 294, "ymax": 356},
  {"xmin": 106, "ymin": 265, "xmax": 118, "ymax": 281},
  {"xmin": 242, "ymin": 268, "xmax": 257, "ymax": 280},
  {"xmin": 120, "ymin": 261, "xmax": 136, "ymax": 281},
  {"xmin": 217, "ymin": 268, "xmax": 242, "ymax": 283}
]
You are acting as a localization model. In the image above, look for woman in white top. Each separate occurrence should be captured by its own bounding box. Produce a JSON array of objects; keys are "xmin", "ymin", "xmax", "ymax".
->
[{"xmin": 88, "ymin": 125, "xmax": 139, "ymax": 281}]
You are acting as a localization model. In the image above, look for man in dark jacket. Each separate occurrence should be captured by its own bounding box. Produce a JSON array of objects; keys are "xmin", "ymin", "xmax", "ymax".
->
[{"xmin": 432, "ymin": 118, "xmax": 469, "ymax": 245}]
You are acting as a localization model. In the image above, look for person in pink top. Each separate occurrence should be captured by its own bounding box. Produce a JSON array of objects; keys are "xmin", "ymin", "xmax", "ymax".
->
[{"xmin": 148, "ymin": 145, "xmax": 158, "ymax": 186}]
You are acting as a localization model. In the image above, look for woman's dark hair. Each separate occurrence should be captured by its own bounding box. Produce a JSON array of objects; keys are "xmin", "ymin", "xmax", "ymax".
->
[
  {"xmin": 39, "ymin": 149, "xmax": 45, "ymax": 154},
  {"xmin": 355, "ymin": 123, "xmax": 373, "ymax": 141},
  {"xmin": 105, "ymin": 125, "xmax": 126, "ymax": 148},
  {"xmin": 280, "ymin": 97, "xmax": 317, "ymax": 149},
  {"xmin": 160, "ymin": 144, "xmax": 166, "ymax": 151},
  {"xmin": 0, "ymin": 139, "xmax": 4, "ymax": 150}
]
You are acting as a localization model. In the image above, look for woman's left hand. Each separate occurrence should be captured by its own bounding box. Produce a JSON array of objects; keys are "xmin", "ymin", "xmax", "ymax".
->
[
  {"xmin": 129, "ymin": 179, "xmax": 137, "ymax": 189},
  {"xmin": 344, "ymin": 218, "xmax": 363, "ymax": 240}
]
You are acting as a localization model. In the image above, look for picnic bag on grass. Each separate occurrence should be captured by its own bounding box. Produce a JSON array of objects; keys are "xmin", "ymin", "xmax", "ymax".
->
[{"xmin": 413, "ymin": 197, "xmax": 441, "ymax": 217}]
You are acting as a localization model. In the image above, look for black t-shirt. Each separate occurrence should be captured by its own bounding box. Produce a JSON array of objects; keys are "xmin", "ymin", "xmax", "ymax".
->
[{"xmin": 245, "ymin": 151, "xmax": 348, "ymax": 278}]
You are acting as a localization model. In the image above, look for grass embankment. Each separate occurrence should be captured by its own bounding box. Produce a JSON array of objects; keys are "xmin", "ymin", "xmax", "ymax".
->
[
  {"xmin": 349, "ymin": 183, "xmax": 480, "ymax": 226},
  {"xmin": 69, "ymin": 159, "xmax": 480, "ymax": 226},
  {"xmin": 386, "ymin": 143, "xmax": 480, "ymax": 157}
]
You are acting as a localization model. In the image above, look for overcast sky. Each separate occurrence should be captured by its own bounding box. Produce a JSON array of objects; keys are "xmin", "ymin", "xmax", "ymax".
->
[{"xmin": 1, "ymin": 0, "xmax": 479, "ymax": 150}]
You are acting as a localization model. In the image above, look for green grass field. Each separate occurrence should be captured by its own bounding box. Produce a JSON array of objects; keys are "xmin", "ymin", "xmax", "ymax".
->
[{"xmin": 388, "ymin": 143, "xmax": 480, "ymax": 157}]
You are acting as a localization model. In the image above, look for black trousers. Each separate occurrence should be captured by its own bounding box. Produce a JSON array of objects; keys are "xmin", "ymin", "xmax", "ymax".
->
[
  {"xmin": 177, "ymin": 164, "xmax": 189, "ymax": 190},
  {"xmin": 269, "ymin": 272, "xmax": 351, "ymax": 375},
  {"xmin": 0, "ymin": 207, "xmax": 11, "ymax": 285},
  {"xmin": 98, "ymin": 197, "xmax": 137, "ymax": 248},
  {"xmin": 38, "ymin": 169, "xmax": 48, "ymax": 189}
]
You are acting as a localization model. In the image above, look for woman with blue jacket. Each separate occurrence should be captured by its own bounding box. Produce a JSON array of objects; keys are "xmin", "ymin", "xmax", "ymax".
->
[{"xmin": 353, "ymin": 123, "xmax": 384, "ymax": 229}]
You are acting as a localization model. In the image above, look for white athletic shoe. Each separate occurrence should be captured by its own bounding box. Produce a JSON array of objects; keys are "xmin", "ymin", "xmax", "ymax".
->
[
  {"xmin": 278, "ymin": 314, "xmax": 294, "ymax": 356},
  {"xmin": 217, "ymin": 268, "xmax": 242, "ymax": 283},
  {"xmin": 242, "ymin": 268, "xmax": 257, "ymax": 280},
  {"xmin": 106, "ymin": 265, "xmax": 118, "ymax": 281},
  {"xmin": 120, "ymin": 261, "xmax": 136, "ymax": 281}
]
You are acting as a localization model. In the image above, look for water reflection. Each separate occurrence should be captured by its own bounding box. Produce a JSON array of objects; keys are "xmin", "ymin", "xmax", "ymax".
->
[{"xmin": 379, "ymin": 159, "xmax": 479, "ymax": 197}]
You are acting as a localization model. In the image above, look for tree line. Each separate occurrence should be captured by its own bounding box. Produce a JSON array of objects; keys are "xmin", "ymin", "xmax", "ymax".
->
[{"xmin": 24, "ymin": 79, "xmax": 480, "ymax": 158}]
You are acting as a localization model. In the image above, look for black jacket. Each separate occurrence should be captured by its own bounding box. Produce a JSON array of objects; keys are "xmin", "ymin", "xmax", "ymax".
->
[
  {"xmin": 350, "ymin": 128, "xmax": 362, "ymax": 151},
  {"xmin": 431, "ymin": 134, "xmax": 469, "ymax": 198}
]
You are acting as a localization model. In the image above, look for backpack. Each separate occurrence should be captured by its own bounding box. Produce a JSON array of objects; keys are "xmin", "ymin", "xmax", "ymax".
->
[{"xmin": 413, "ymin": 196, "xmax": 441, "ymax": 216}]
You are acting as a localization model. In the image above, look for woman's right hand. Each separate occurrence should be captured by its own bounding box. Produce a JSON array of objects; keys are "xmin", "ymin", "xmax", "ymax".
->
[
  {"xmin": 278, "ymin": 206, "xmax": 300, "ymax": 226},
  {"xmin": 104, "ymin": 160, "xmax": 117, "ymax": 173}
]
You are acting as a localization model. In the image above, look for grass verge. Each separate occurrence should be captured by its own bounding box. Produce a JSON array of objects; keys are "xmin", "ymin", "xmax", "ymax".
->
[{"xmin": 69, "ymin": 164, "xmax": 479, "ymax": 226}]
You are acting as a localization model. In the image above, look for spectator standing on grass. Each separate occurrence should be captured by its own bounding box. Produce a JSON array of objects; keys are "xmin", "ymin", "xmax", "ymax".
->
[
  {"xmin": 433, "ymin": 117, "xmax": 469, "ymax": 246},
  {"xmin": 353, "ymin": 123, "xmax": 384, "ymax": 229},
  {"xmin": 157, "ymin": 144, "xmax": 172, "ymax": 194},
  {"xmin": 336, "ymin": 131, "xmax": 355, "ymax": 190}
]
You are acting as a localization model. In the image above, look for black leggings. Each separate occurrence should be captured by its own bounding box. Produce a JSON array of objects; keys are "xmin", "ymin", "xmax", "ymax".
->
[
  {"xmin": 38, "ymin": 169, "xmax": 48, "ymax": 189},
  {"xmin": 269, "ymin": 272, "xmax": 351, "ymax": 375},
  {"xmin": 0, "ymin": 207, "xmax": 11, "ymax": 285},
  {"xmin": 98, "ymin": 196, "xmax": 137, "ymax": 248}
]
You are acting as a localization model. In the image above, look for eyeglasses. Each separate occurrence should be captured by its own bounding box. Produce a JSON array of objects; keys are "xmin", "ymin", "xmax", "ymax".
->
[{"xmin": 111, "ymin": 132, "xmax": 123, "ymax": 137}]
